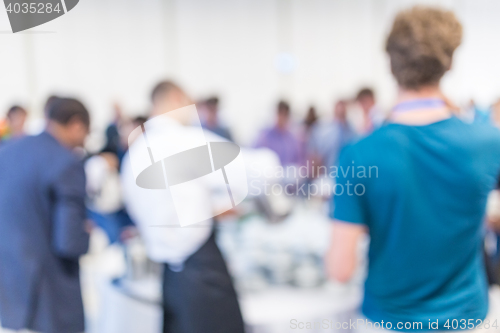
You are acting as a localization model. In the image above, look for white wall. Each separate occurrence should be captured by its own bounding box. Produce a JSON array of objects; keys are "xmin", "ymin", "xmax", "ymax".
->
[{"xmin": 1, "ymin": 0, "xmax": 500, "ymax": 146}]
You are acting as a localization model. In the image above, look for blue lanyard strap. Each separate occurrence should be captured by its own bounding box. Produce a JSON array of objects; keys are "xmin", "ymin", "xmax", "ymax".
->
[{"xmin": 392, "ymin": 99, "xmax": 446, "ymax": 113}]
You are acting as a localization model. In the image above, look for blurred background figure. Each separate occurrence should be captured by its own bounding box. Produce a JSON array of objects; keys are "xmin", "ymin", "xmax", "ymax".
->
[
  {"xmin": 354, "ymin": 88, "xmax": 383, "ymax": 136},
  {"xmin": 100, "ymin": 103, "xmax": 130, "ymax": 164},
  {"xmin": 200, "ymin": 96, "xmax": 233, "ymax": 141},
  {"xmin": 0, "ymin": 105, "xmax": 27, "ymax": 143},
  {"xmin": 303, "ymin": 106, "xmax": 319, "ymax": 134},
  {"xmin": 308, "ymin": 100, "xmax": 356, "ymax": 170},
  {"xmin": 490, "ymin": 99, "xmax": 500, "ymax": 128},
  {"xmin": 0, "ymin": 98, "xmax": 90, "ymax": 333},
  {"xmin": 296, "ymin": 106, "xmax": 319, "ymax": 178},
  {"xmin": 117, "ymin": 115, "xmax": 148, "ymax": 154},
  {"xmin": 122, "ymin": 81, "xmax": 245, "ymax": 333},
  {"xmin": 85, "ymin": 151, "xmax": 134, "ymax": 244},
  {"xmin": 254, "ymin": 100, "xmax": 302, "ymax": 167},
  {"xmin": 348, "ymin": 88, "xmax": 382, "ymax": 136},
  {"xmin": 300, "ymin": 106, "xmax": 319, "ymax": 161},
  {"xmin": 84, "ymin": 106, "xmax": 146, "ymax": 245}
]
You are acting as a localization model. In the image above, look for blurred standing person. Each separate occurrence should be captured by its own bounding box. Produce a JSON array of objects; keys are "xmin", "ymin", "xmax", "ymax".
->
[
  {"xmin": 303, "ymin": 106, "xmax": 319, "ymax": 133},
  {"xmin": 327, "ymin": 7, "xmax": 500, "ymax": 332},
  {"xmin": 102, "ymin": 102, "xmax": 128, "ymax": 163},
  {"xmin": 254, "ymin": 100, "xmax": 302, "ymax": 167},
  {"xmin": 461, "ymin": 99, "xmax": 486, "ymax": 124},
  {"xmin": 0, "ymin": 105, "xmax": 27, "ymax": 142},
  {"xmin": 85, "ymin": 151, "xmax": 131, "ymax": 244},
  {"xmin": 0, "ymin": 98, "xmax": 91, "ymax": 333},
  {"xmin": 301, "ymin": 106, "xmax": 319, "ymax": 150},
  {"xmin": 85, "ymin": 115, "xmax": 147, "ymax": 244},
  {"xmin": 0, "ymin": 118, "xmax": 8, "ymax": 142},
  {"xmin": 200, "ymin": 96, "xmax": 233, "ymax": 141},
  {"xmin": 296, "ymin": 106, "xmax": 320, "ymax": 179},
  {"xmin": 308, "ymin": 100, "xmax": 356, "ymax": 170},
  {"xmin": 351, "ymin": 88, "xmax": 383, "ymax": 135},
  {"xmin": 122, "ymin": 81, "xmax": 245, "ymax": 333},
  {"xmin": 490, "ymin": 99, "xmax": 500, "ymax": 127}
]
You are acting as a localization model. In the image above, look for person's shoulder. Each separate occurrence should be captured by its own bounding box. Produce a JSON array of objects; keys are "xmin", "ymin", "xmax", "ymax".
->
[
  {"xmin": 0, "ymin": 134, "xmax": 37, "ymax": 156},
  {"xmin": 259, "ymin": 126, "xmax": 274, "ymax": 136},
  {"xmin": 36, "ymin": 133, "xmax": 84, "ymax": 169},
  {"xmin": 370, "ymin": 122, "xmax": 409, "ymax": 139},
  {"xmin": 253, "ymin": 127, "xmax": 274, "ymax": 146},
  {"xmin": 203, "ymin": 128, "xmax": 229, "ymax": 142},
  {"xmin": 337, "ymin": 125, "xmax": 407, "ymax": 165},
  {"xmin": 347, "ymin": 124, "xmax": 398, "ymax": 149},
  {"xmin": 443, "ymin": 117, "xmax": 500, "ymax": 147}
]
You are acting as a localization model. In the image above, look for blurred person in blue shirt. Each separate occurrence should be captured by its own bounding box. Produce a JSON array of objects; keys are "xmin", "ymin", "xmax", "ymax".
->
[
  {"xmin": 326, "ymin": 6, "xmax": 500, "ymax": 332},
  {"xmin": 308, "ymin": 100, "xmax": 356, "ymax": 169},
  {"xmin": 200, "ymin": 96, "xmax": 233, "ymax": 141}
]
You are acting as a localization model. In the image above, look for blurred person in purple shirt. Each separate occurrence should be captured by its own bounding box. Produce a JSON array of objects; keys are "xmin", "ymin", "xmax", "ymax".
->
[{"xmin": 254, "ymin": 100, "xmax": 302, "ymax": 166}]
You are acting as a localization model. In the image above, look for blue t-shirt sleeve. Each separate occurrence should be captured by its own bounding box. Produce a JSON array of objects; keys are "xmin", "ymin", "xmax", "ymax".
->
[{"xmin": 329, "ymin": 144, "xmax": 367, "ymax": 225}]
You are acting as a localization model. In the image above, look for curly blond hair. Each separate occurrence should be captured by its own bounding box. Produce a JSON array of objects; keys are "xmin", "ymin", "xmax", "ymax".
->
[{"xmin": 386, "ymin": 6, "xmax": 463, "ymax": 89}]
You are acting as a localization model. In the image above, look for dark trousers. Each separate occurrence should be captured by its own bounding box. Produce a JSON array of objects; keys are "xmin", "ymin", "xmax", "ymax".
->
[{"xmin": 162, "ymin": 233, "xmax": 245, "ymax": 333}]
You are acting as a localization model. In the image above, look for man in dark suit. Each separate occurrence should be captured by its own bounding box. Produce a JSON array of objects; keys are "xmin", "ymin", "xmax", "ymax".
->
[{"xmin": 0, "ymin": 98, "xmax": 91, "ymax": 333}]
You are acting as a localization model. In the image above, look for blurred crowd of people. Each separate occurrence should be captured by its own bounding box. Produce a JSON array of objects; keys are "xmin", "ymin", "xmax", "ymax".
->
[
  {"xmin": 5, "ymin": 88, "xmax": 500, "ymax": 179},
  {"xmin": 4, "ymin": 5, "xmax": 500, "ymax": 333},
  {"xmin": 3, "ymin": 85, "xmax": 500, "ymax": 332},
  {"xmin": 3, "ymin": 82, "xmax": 500, "ymax": 330}
]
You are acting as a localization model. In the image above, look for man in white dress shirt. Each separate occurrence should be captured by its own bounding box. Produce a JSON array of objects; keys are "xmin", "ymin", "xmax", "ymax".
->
[{"xmin": 121, "ymin": 81, "xmax": 245, "ymax": 333}]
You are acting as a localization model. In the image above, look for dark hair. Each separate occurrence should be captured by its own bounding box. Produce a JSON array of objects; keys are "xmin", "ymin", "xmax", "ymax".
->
[
  {"xmin": 44, "ymin": 95, "xmax": 60, "ymax": 116},
  {"xmin": 206, "ymin": 97, "xmax": 219, "ymax": 105},
  {"xmin": 205, "ymin": 96, "xmax": 219, "ymax": 108},
  {"xmin": 304, "ymin": 106, "xmax": 318, "ymax": 127},
  {"xmin": 277, "ymin": 100, "xmax": 290, "ymax": 116},
  {"xmin": 151, "ymin": 81, "xmax": 181, "ymax": 103},
  {"xmin": 356, "ymin": 88, "xmax": 374, "ymax": 101},
  {"xmin": 47, "ymin": 98, "xmax": 90, "ymax": 128},
  {"xmin": 7, "ymin": 105, "xmax": 27, "ymax": 119},
  {"xmin": 386, "ymin": 6, "xmax": 462, "ymax": 89},
  {"xmin": 132, "ymin": 116, "xmax": 147, "ymax": 127}
]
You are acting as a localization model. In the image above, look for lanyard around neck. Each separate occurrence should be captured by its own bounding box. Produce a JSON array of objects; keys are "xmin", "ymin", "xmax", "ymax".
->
[{"xmin": 392, "ymin": 99, "xmax": 447, "ymax": 113}]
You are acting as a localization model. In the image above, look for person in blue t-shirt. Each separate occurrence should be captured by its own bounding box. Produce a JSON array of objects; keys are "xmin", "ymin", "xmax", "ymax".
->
[{"xmin": 326, "ymin": 6, "xmax": 500, "ymax": 332}]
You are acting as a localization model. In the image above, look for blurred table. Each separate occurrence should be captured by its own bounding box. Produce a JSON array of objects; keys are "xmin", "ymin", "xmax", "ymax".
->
[
  {"xmin": 94, "ymin": 278, "xmax": 360, "ymax": 333},
  {"xmin": 85, "ymin": 200, "xmax": 365, "ymax": 333},
  {"xmin": 240, "ymin": 284, "xmax": 361, "ymax": 333}
]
